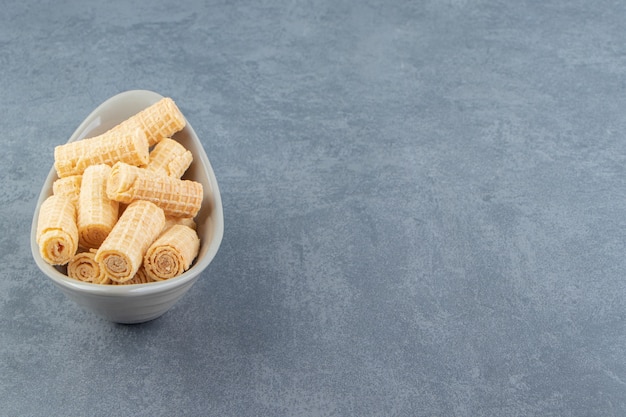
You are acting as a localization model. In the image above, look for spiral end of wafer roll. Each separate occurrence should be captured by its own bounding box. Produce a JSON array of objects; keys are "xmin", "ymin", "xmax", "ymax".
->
[
  {"xmin": 106, "ymin": 162, "xmax": 138, "ymax": 203},
  {"xmin": 95, "ymin": 200, "xmax": 166, "ymax": 282},
  {"xmin": 144, "ymin": 224, "xmax": 200, "ymax": 281},
  {"xmin": 112, "ymin": 266, "xmax": 153, "ymax": 285},
  {"xmin": 38, "ymin": 230, "xmax": 77, "ymax": 265},
  {"xmin": 36, "ymin": 195, "xmax": 79, "ymax": 265},
  {"xmin": 79, "ymin": 226, "xmax": 111, "ymax": 250},
  {"xmin": 99, "ymin": 252, "xmax": 134, "ymax": 283},
  {"xmin": 68, "ymin": 251, "xmax": 109, "ymax": 284}
]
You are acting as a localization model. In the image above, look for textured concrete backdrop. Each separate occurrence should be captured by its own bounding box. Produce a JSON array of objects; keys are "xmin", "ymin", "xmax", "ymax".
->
[{"xmin": 2, "ymin": 0, "xmax": 626, "ymax": 416}]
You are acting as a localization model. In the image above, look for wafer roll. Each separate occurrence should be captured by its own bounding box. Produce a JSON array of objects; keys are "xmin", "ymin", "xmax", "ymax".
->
[
  {"xmin": 163, "ymin": 216, "xmax": 197, "ymax": 232},
  {"xmin": 78, "ymin": 164, "xmax": 119, "ymax": 249},
  {"xmin": 36, "ymin": 195, "xmax": 78, "ymax": 265},
  {"xmin": 95, "ymin": 200, "xmax": 165, "ymax": 283},
  {"xmin": 144, "ymin": 225, "xmax": 200, "ymax": 281},
  {"xmin": 145, "ymin": 138, "xmax": 193, "ymax": 178},
  {"xmin": 107, "ymin": 162, "xmax": 203, "ymax": 218},
  {"xmin": 54, "ymin": 127, "xmax": 149, "ymax": 178},
  {"xmin": 112, "ymin": 266, "xmax": 153, "ymax": 285},
  {"xmin": 108, "ymin": 97, "xmax": 186, "ymax": 146},
  {"xmin": 52, "ymin": 175, "xmax": 82, "ymax": 208},
  {"xmin": 67, "ymin": 250, "xmax": 109, "ymax": 284}
]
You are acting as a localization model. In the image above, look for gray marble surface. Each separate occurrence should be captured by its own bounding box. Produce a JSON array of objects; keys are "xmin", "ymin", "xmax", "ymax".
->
[{"xmin": 2, "ymin": 0, "xmax": 626, "ymax": 416}]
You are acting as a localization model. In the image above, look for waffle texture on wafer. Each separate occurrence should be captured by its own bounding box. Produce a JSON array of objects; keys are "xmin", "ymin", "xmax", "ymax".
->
[
  {"xmin": 39, "ymin": 95, "xmax": 206, "ymax": 285},
  {"xmin": 108, "ymin": 97, "xmax": 186, "ymax": 147},
  {"xmin": 52, "ymin": 175, "xmax": 82, "ymax": 208},
  {"xmin": 144, "ymin": 224, "xmax": 200, "ymax": 281},
  {"xmin": 145, "ymin": 138, "xmax": 193, "ymax": 178},
  {"xmin": 54, "ymin": 127, "xmax": 149, "ymax": 178},
  {"xmin": 95, "ymin": 200, "xmax": 165, "ymax": 283},
  {"xmin": 78, "ymin": 164, "xmax": 119, "ymax": 249},
  {"xmin": 107, "ymin": 162, "xmax": 203, "ymax": 218},
  {"xmin": 36, "ymin": 195, "xmax": 79, "ymax": 265}
]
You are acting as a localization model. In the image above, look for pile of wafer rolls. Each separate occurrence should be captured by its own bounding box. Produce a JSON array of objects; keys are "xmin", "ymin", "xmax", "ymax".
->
[{"xmin": 36, "ymin": 97, "xmax": 203, "ymax": 285}]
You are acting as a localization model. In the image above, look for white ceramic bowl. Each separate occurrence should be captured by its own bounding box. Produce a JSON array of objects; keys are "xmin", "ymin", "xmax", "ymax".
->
[{"xmin": 30, "ymin": 90, "xmax": 224, "ymax": 324}]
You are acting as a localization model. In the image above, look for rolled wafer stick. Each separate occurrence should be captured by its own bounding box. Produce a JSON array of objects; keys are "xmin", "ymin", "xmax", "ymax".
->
[
  {"xmin": 112, "ymin": 266, "xmax": 153, "ymax": 285},
  {"xmin": 163, "ymin": 216, "xmax": 197, "ymax": 232},
  {"xmin": 78, "ymin": 164, "xmax": 119, "ymax": 249},
  {"xmin": 67, "ymin": 250, "xmax": 109, "ymax": 284},
  {"xmin": 52, "ymin": 175, "xmax": 82, "ymax": 208},
  {"xmin": 54, "ymin": 127, "xmax": 149, "ymax": 178},
  {"xmin": 107, "ymin": 97, "xmax": 186, "ymax": 147},
  {"xmin": 145, "ymin": 138, "xmax": 193, "ymax": 178},
  {"xmin": 95, "ymin": 200, "xmax": 165, "ymax": 283},
  {"xmin": 36, "ymin": 195, "xmax": 78, "ymax": 265},
  {"xmin": 144, "ymin": 224, "xmax": 200, "ymax": 281},
  {"xmin": 107, "ymin": 162, "xmax": 203, "ymax": 218}
]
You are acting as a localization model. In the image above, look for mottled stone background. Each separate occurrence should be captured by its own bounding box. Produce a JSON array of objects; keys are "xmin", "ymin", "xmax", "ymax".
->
[{"xmin": 2, "ymin": 0, "xmax": 626, "ymax": 416}]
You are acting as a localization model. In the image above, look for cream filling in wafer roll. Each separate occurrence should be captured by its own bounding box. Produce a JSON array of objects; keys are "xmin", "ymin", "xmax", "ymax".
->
[
  {"xmin": 99, "ymin": 252, "xmax": 133, "ymax": 282},
  {"xmin": 144, "ymin": 224, "xmax": 200, "ymax": 281},
  {"xmin": 36, "ymin": 195, "xmax": 79, "ymax": 265},
  {"xmin": 67, "ymin": 250, "xmax": 109, "ymax": 284},
  {"xmin": 95, "ymin": 200, "xmax": 165, "ymax": 283}
]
